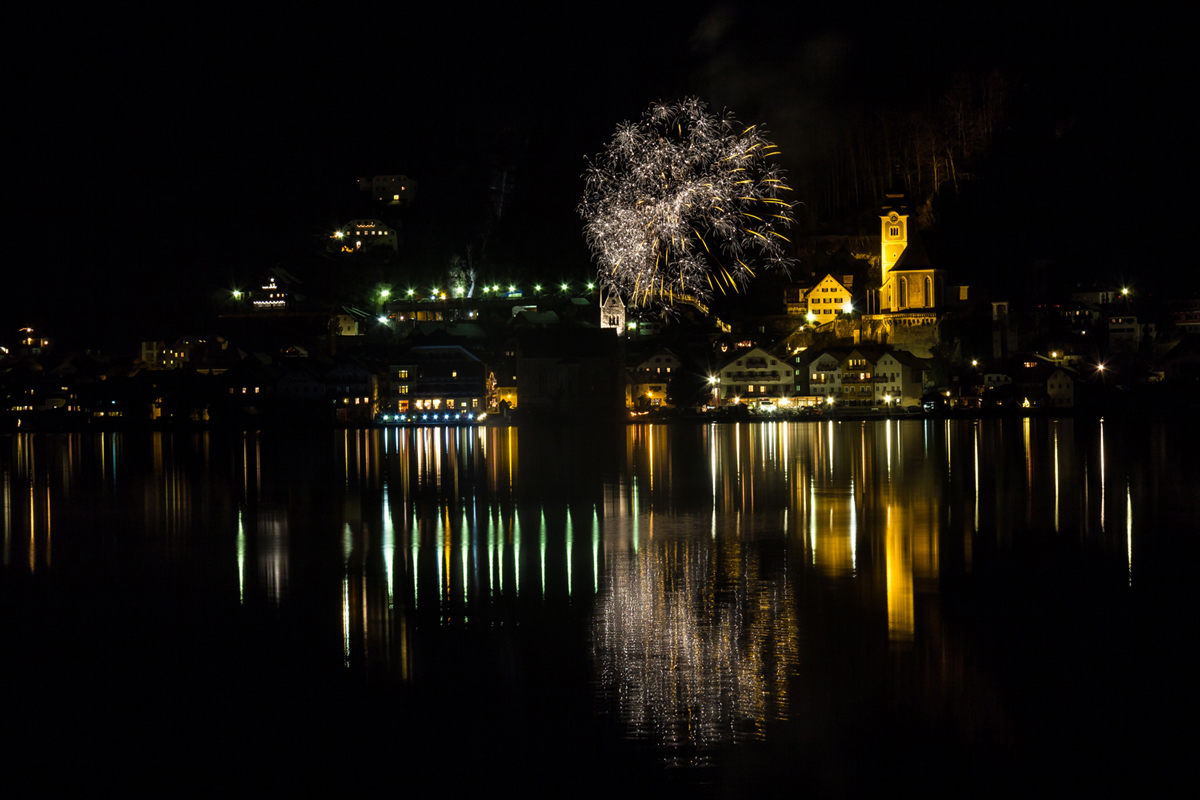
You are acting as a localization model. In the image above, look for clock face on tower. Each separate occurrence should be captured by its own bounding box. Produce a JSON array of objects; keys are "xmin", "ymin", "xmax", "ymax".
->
[{"xmin": 888, "ymin": 213, "xmax": 899, "ymax": 224}]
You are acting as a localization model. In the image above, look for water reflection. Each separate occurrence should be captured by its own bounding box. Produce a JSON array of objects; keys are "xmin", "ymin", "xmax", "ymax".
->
[
  {"xmin": 593, "ymin": 524, "xmax": 799, "ymax": 764},
  {"xmin": 3, "ymin": 419, "xmax": 1196, "ymax": 776}
]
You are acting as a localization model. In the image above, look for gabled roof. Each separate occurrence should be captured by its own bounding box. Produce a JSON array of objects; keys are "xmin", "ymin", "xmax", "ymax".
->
[
  {"xmin": 716, "ymin": 346, "xmax": 784, "ymax": 372},
  {"xmin": 885, "ymin": 349, "xmax": 932, "ymax": 369},
  {"xmin": 803, "ymin": 347, "xmax": 853, "ymax": 368},
  {"xmin": 804, "ymin": 273, "xmax": 851, "ymax": 299},
  {"xmin": 843, "ymin": 347, "xmax": 888, "ymax": 365},
  {"xmin": 512, "ymin": 310, "xmax": 561, "ymax": 327},
  {"xmin": 890, "ymin": 232, "xmax": 933, "ymax": 271}
]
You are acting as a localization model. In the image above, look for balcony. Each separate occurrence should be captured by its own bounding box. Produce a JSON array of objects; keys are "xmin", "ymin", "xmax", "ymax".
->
[{"xmin": 723, "ymin": 370, "xmax": 781, "ymax": 380}]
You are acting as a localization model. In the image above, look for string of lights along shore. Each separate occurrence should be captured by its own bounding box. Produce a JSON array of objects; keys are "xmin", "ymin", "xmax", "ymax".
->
[{"xmin": 579, "ymin": 98, "xmax": 796, "ymax": 311}]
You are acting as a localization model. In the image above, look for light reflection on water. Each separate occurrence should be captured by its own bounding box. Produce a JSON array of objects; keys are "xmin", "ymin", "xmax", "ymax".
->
[{"xmin": 1, "ymin": 418, "xmax": 1196, "ymax": 777}]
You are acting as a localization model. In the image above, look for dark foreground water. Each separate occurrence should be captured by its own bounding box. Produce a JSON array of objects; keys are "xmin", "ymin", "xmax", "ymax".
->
[{"xmin": 1, "ymin": 419, "xmax": 1196, "ymax": 793}]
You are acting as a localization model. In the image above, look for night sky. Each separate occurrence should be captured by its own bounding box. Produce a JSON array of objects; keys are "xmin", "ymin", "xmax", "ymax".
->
[{"xmin": 6, "ymin": 3, "xmax": 1192, "ymax": 348}]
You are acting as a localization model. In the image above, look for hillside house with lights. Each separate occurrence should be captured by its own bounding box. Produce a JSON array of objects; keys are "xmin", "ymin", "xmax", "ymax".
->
[
  {"xmin": 252, "ymin": 276, "xmax": 291, "ymax": 311},
  {"xmin": 357, "ymin": 174, "xmax": 415, "ymax": 206},
  {"xmin": 785, "ymin": 274, "xmax": 854, "ymax": 323},
  {"xmin": 329, "ymin": 219, "xmax": 399, "ymax": 254}
]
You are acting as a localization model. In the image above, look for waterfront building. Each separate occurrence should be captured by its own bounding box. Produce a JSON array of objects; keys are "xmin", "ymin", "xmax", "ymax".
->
[{"xmin": 714, "ymin": 347, "xmax": 792, "ymax": 406}]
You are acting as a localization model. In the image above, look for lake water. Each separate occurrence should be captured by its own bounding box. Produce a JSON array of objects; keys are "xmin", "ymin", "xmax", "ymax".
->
[{"xmin": 1, "ymin": 419, "xmax": 1195, "ymax": 792}]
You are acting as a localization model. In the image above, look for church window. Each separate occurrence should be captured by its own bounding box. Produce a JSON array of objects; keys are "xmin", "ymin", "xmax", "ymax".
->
[{"xmin": 889, "ymin": 226, "xmax": 899, "ymax": 237}]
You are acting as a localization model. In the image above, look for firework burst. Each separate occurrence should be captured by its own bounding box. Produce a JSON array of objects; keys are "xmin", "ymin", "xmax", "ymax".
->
[{"xmin": 579, "ymin": 98, "xmax": 795, "ymax": 309}]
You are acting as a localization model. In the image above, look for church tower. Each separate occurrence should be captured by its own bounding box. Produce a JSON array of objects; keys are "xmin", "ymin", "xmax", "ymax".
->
[
  {"xmin": 600, "ymin": 290, "xmax": 626, "ymax": 336},
  {"xmin": 880, "ymin": 191, "xmax": 909, "ymax": 286}
]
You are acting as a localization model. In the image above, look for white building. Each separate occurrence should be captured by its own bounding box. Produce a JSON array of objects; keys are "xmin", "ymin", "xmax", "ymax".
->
[
  {"xmin": 715, "ymin": 347, "xmax": 792, "ymax": 406},
  {"xmin": 629, "ymin": 349, "xmax": 680, "ymax": 408}
]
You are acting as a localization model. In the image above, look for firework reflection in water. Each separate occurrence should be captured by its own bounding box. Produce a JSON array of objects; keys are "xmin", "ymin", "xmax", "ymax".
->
[{"xmin": 592, "ymin": 531, "xmax": 798, "ymax": 766}]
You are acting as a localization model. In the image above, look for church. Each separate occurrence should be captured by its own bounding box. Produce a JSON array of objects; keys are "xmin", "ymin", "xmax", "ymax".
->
[{"xmin": 872, "ymin": 191, "xmax": 944, "ymax": 326}]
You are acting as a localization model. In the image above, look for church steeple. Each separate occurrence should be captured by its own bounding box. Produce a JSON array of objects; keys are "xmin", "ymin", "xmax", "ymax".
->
[
  {"xmin": 600, "ymin": 290, "xmax": 626, "ymax": 336},
  {"xmin": 880, "ymin": 191, "xmax": 909, "ymax": 285}
]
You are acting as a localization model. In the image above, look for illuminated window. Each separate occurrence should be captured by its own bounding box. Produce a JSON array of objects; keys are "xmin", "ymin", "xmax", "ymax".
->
[{"xmin": 398, "ymin": 386, "xmax": 409, "ymax": 394}]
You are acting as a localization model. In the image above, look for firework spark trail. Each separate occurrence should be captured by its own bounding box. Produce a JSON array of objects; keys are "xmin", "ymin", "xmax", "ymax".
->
[{"xmin": 579, "ymin": 98, "xmax": 795, "ymax": 309}]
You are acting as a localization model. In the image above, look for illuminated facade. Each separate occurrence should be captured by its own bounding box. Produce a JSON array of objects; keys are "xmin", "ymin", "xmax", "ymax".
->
[
  {"xmin": 629, "ymin": 349, "xmax": 679, "ymax": 408},
  {"xmin": 785, "ymin": 274, "xmax": 854, "ymax": 322},
  {"xmin": 15, "ymin": 327, "xmax": 52, "ymax": 357},
  {"xmin": 600, "ymin": 291, "xmax": 626, "ymax": 336},
  {"xmin": 798, "ymin": 346, "xmax": 929, "ymax": 407},
  {"xmin": 330, "ymin": 219, "xmax": 399, "ymax": 254},
  {"xmin": 802, "ymin": 348, "xmax": 847, "ymax": 400},
  {"xmin": 876, "ymin": 192, "xmax": 944, "ymax": 319},
  {"xmin": 389, "ymin": 345, "xmax": 487, "ymax": 415},
  {"xmin": 715, "ymin": 347, "xmax": 791, "ymax": 406},
  {"xmin": 251, "ymin": 276, "xmax": 290, "ymax": 311},
  {"xmin": 139, "ymin": 340, "xmax": 188, "ymax": 370}
]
